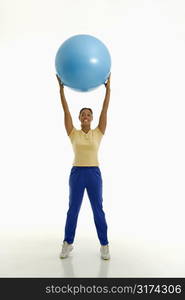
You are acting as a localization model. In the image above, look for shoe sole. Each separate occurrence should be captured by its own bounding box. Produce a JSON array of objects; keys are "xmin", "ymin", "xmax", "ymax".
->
[{"xmin": 101, "ymin": 255, "xmax": 110, "ymax": 260}]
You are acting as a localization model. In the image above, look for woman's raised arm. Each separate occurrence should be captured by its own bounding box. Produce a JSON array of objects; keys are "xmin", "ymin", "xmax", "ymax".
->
[
  {"xmin": 56, "ymin": 74, "xmax": 74, "ymax": 136},
  {"xmin": 98, "ymin": 73, "xmax": 111, "ymax": 134}
]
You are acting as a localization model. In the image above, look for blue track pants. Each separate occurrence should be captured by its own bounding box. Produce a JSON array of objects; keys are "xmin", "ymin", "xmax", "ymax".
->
[{"xmin": 63, "ymin": 166, "xmax": 109, "ymax": 246}]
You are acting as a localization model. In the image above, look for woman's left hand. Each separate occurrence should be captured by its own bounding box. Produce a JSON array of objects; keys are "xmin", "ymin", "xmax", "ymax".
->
[{"xmin": 104, "ymin": 73, "xmax": 111, "ymax": 89}]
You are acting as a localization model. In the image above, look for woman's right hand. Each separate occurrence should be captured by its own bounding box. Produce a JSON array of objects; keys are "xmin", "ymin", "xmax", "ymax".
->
[{"xmin": 56, "ymin": 74, "xmax": 64, "ymax": 89}]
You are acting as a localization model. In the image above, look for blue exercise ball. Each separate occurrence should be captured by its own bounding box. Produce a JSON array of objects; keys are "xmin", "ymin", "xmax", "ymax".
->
[{"xmin": 55, "ymin": 34, "xmax": 111, "ymax": 92}]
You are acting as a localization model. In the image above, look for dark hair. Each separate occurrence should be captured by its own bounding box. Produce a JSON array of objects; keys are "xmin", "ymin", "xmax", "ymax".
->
[{"xmin": 79, "ymin": 107, "xmax": 93, "ymax": 115}]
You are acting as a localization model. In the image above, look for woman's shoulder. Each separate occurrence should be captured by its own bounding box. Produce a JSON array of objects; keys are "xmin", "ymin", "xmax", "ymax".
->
[
  {"xmin": 93, "ymin": 126, "xmax": 104, "ymax": 136},
  {"xmin": 68, "ymin": 126, "xmax": 77, "ymax": 137}
]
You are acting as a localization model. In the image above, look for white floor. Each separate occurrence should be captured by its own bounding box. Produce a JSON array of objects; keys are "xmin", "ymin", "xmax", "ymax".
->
[{"xmin": 1, "ymin": 225, "xmax": 185, "ymax": 278}]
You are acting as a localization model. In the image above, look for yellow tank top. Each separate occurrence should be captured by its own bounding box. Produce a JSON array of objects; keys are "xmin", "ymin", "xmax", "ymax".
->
[{"xmin": 68, "ymin": 126, "xmax": 104, "ymax": 166}]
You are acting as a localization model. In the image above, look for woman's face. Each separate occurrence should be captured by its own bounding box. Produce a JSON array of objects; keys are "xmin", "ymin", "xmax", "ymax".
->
[{"xmin": 79, "ymin": 109, "xmax": 93, "ymax": 125}]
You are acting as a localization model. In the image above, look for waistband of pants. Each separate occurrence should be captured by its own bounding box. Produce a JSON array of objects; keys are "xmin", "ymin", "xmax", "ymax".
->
[{"xmin": 71, "ymin": 166, "xmax": 100, "ymax": 169}]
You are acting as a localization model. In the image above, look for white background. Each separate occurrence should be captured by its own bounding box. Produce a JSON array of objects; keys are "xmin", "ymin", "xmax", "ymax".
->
[{"xmin": 0, "ymin": 0, "xmax": 185, "ymax": 277}]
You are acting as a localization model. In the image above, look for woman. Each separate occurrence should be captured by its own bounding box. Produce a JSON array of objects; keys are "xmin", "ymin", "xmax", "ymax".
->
[{"xmin": 56, "ymin": 73, "xmax": 111, "ymax": 260}]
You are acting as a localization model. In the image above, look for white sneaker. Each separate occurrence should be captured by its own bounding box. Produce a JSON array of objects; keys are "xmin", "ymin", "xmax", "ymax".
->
[
  {"xmin": 100, "ymin": 244, "xmax": 110, "ymax": 260},
  {"xmin": 59, "ymin": 241, "xmax": 73, "ymax": 258}
]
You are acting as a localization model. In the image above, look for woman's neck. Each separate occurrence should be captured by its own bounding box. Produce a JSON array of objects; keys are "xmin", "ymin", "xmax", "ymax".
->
[{"xmin": 81, "ymin": 125, "xmax": 91, "ymax": 132}]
